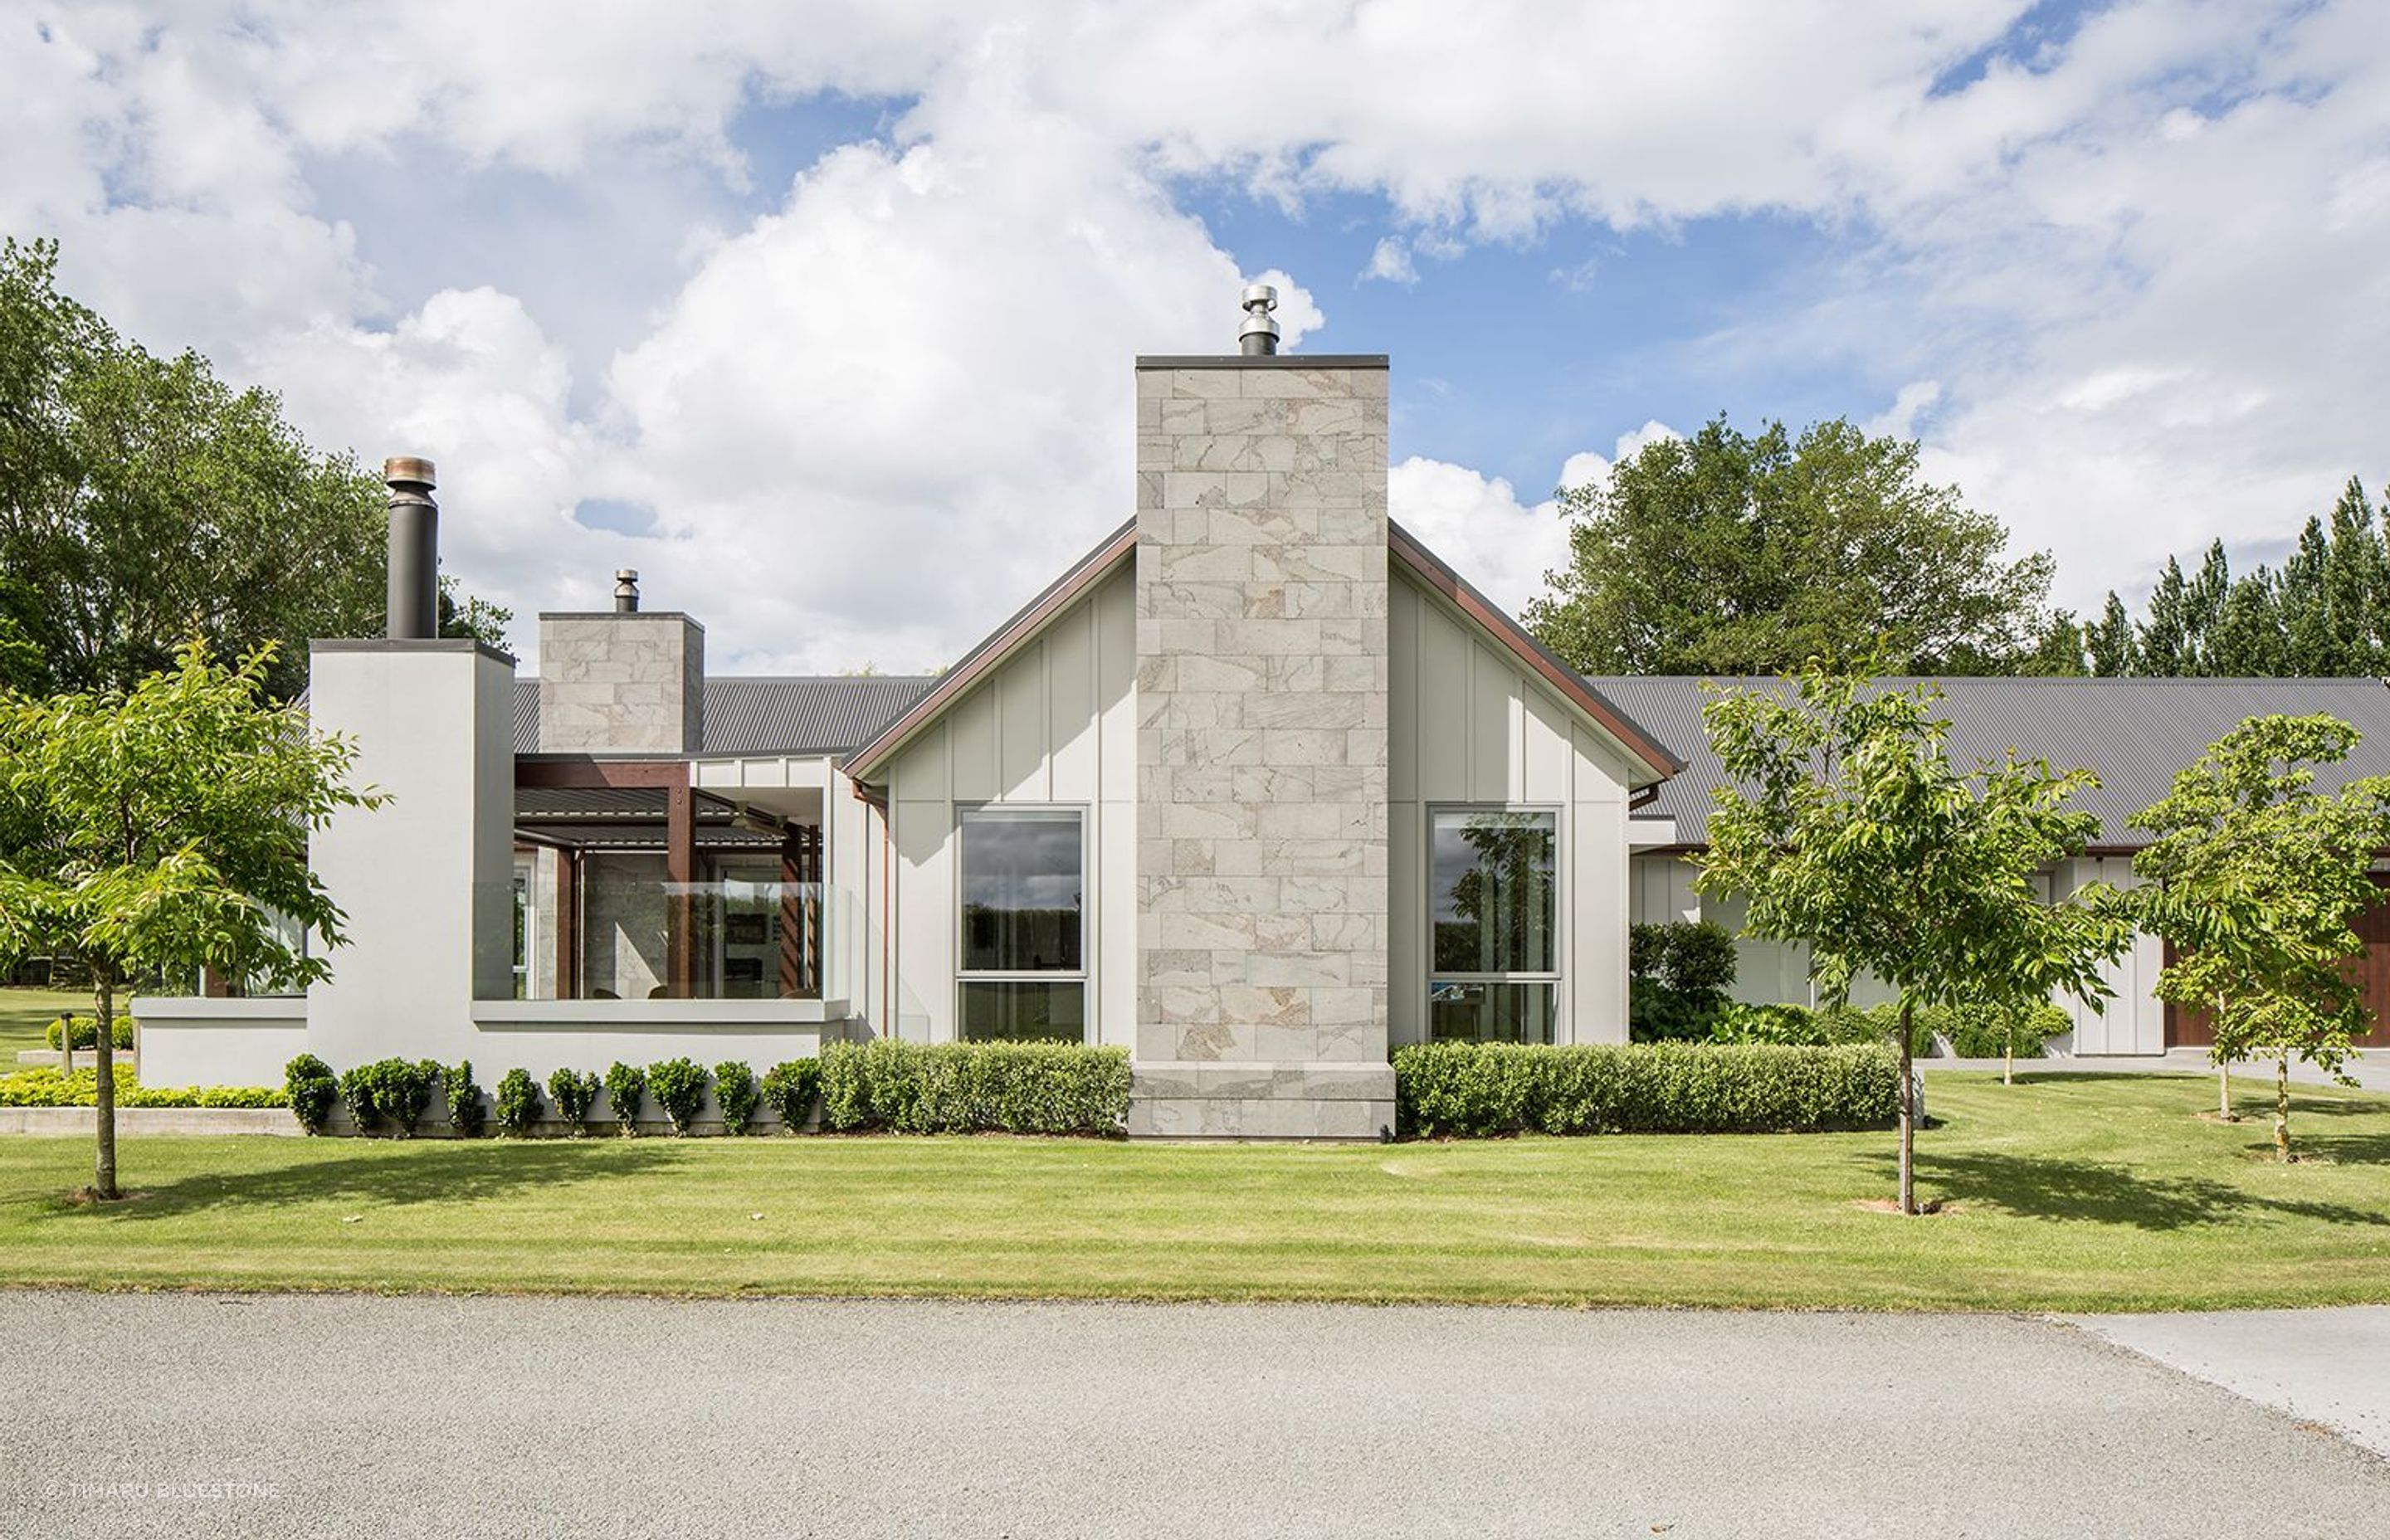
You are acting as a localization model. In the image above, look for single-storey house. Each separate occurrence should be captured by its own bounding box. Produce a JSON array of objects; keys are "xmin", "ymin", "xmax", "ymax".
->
[{"xmin": 132, "ymin": 292, "xmax": 2390, "ymax": 1132}]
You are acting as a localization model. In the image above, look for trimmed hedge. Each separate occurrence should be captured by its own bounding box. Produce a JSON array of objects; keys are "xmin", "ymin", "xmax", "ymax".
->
[
  {"xmin": 647, "ymin": 1057, "xmax": 707, "ymax": 1136},
  {"xmin": 0, "ymin": 1065, "xmax": 284, "ymax": 1109},
  {"xmin": 714, "ymin": 1060, "xmax": 758, "ymax": 1136},
  {"xmin": 1393, "ymin": 1041, "xmax": 1900, "ymax": 1138},
  {"xmin": 495, "ymin": 1068, "xmax": 541, "ymax": 1135},
  {"xmin": 818, "ymin": 1041, "xmax": 1132, "ymax": 1136},
  {"xmin": 45, "ymin": 1016, "xmax": 134, "ymax": 1051},
  {"xmin": 285, "ymin": 1054, "xmax": 339, "ymax": 1133}
]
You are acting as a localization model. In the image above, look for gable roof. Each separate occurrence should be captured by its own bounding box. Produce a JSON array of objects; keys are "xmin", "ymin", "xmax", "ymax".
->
[
  {"xmin": 1388, "ymin": 521, "xmax": 1683, "ymax": 782},
  {"xmin": 514, "ymin": 675, "xmax": 933, "ymax": 758},
  {"xmin": 1589, "ymin": 675, "xmax": 2390, "ymax": 850},
  {"xmin": 841, "ymin": 514, "xmax": 1685, "ymax": 785},
  {"xmin": 844, "ymin": 518, "xmax": 1139, "ymax": 780}
]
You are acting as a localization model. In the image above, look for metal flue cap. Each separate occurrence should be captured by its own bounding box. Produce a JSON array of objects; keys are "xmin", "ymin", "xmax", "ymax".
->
[
  {"xmin": 614, "ymin": 569, "xmax": 641, "ymax": 613},
  {"xmin": 1238, "ymin": 283, "xmax": 1280, "ymax": 355},
  {"xmin": 383, "ymin": 456, "xmax": 437, "ymax": 491}
]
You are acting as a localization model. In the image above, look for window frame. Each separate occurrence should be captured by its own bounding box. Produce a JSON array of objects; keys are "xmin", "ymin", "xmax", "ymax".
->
[
  {"xmin": 954, "ymin": 802, "xmax": 1090, "ymax": 1042},
  {"xmin": 1422, "ymin": 802, "xmax": 1566, "ymax": 1044}
]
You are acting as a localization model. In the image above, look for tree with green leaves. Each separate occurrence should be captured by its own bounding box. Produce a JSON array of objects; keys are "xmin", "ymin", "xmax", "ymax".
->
[
  {"xmin": 1699, "ymin": 659, "xmax": 2133, "ymax": 1213},
  {"xmin": 1526, "ymin": 416, "xmax": 2053, "ymax": 676},
  {"xmin": 0, "ymin": 641, "xmax": 380, "ymax": 1198},
  {"xmin": 2130, "ymin": 714, "xmax": 2390, "ymax": 1158},
  {"xmin": 0, "ymin": 237, "xmax": 508, "ymax": 697}
]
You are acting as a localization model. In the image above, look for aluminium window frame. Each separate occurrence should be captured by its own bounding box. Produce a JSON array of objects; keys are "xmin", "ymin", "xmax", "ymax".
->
[
  {"xmin": 1422, "ymin": 802, "xmax": 1567, "ymax": 1042},
  {"xmin": 953, "ymin": 801, "xmax": 1091, "ymax": 1042}
]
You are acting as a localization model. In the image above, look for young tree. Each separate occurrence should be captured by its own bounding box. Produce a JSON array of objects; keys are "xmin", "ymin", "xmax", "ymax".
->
[
  {"xmin": 0, "ymin": 641, "xmax": 380, "ymax": 1198},
  {"xmin": 1699, "ymin": 660, "xmax": 2132, "ymax": 1213},
  {"xmin": 1525, "ymin": 416, "xmax": 2052, "ymax": 676},
  {"xmin": 2130, "ymin": 715, "xmax": 2390, "ymax": 1157}
]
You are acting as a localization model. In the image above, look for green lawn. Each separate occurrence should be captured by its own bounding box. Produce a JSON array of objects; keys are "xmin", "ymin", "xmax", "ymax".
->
[
  {"xmin": 0, "ymin": 987, "xmax": 85, "ymax": 1057},
  {"xmin": 3, "ymin": 1073, "xmax": 2387, "ymax": 1310}
]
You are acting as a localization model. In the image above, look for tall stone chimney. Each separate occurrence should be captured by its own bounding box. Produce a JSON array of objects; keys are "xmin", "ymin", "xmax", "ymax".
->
[
  {"xmin": 1130, "ymin": 292, "xmax": 1393, "ymax": 1138},
  {"xmin": 537, "ymin": 579, "xmax": 705, "ymax": 754}
]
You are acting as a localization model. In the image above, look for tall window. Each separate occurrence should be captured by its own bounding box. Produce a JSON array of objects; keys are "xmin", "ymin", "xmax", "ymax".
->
[
  {"xmin": 958, "ymin": 807, "xmax": 1085, "ymax": 1042},
  {"xmin": 1428, "ymin": 808, "xmax": 1559, "ymax": 1045}
]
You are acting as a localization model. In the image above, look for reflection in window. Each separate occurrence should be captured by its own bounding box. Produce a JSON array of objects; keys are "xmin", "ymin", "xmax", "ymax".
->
[
  {"xmin": 958, "ymin": 808, "xmax": 1085, "ymax": 1042},
  {"xmin": 1429, "ymin": 809, "xmax": 1558, "ymax": 1045}
]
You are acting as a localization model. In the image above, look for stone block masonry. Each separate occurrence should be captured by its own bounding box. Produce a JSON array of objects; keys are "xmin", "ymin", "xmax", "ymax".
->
[{"xmin": 1132, "ymin": 355, "xmax": 1396, "ymax": 1139}]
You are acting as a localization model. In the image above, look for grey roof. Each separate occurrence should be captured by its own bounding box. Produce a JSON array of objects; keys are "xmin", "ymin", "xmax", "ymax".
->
[
  {"xmin": 512, "ymin": 675, "xmax": 934, "ymax": 758},
  {"xmin": 1589, "ymin": 675, "xmax": 2390, "ymax": 850}
]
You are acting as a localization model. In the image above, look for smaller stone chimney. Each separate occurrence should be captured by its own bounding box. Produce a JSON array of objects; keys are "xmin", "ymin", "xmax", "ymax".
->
[{"xmin": 537, "ymin": 576, "xmax": 705, "ymax": 754}]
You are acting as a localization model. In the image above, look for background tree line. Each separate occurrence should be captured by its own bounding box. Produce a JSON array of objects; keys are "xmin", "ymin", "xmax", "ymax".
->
[
  {"xmin": 0, "ymin": 238, "xmax": 505, "ymax": 703},
  {"xmin": 1526, "ymin": 411, "xmax": 2386, "ymax": 681}
]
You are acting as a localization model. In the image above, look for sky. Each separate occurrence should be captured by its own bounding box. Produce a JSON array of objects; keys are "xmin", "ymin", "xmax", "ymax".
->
[{"xmin": 7, "ymin": 0, "xmax": 2387, "ymax": 673}]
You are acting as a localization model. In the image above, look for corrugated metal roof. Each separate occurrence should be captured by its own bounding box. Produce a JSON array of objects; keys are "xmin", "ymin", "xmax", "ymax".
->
[
  {"xmin": 1588, "ymin": 675, "xmax": 2390, "ymax": 850},
  {"xmin": 512, "ymin": 675, "xmax": 934, "ymax": 758}
]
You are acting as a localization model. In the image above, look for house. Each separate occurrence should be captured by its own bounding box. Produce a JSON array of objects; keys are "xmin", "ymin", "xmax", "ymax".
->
[
  {"xmin": 130, "ymin": 291, "xmax": 2390, "ymax": 1128},
  {"xmin": 134, "ymin": 291, "xmax": 1681, "ymax": 1138},
  {"xmin": 1602, "ymin": 675, "xmax": 2390, "ymax": 1055}
]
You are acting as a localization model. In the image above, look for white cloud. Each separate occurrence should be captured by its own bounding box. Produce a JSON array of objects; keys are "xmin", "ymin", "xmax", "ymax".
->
[
  {"xmin": 1389, "ymin": 457, "xmax": 1573, "ymax": 619},
  {"xmin": 7, "ymin": 0, "xmax": 2388, "ymax": 654},
  {"xmin": 1363, "ymin": 237, "xmax": 1417, "ymax": 285}
]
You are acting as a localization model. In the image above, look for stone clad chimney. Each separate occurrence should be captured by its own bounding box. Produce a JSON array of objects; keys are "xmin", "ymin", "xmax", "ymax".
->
[
  {"xmin": 1129, "ymin": 292, "xmax": 1393, "ymax": 1138},
  {"xmin": 537, "ymin": 579, "xmax": 705, "ymax": 754}
]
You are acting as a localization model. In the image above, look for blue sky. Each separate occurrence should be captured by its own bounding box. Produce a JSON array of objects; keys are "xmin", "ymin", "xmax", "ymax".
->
[{"xmin": 7, "ymin": 1, "xmax": 2384, "ymax": 670}]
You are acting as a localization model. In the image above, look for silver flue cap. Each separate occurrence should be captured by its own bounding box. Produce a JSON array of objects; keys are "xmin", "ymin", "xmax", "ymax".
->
[{"xmin": 1238, "ymin": 283, "xmax": 1280, "ymax": 356}]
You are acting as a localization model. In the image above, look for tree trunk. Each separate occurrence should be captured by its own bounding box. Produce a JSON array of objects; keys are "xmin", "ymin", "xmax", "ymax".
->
[
  {"xmin": 1896, "ymin": 998, "xmax": 1917, "ymax": 1216},
  {"xmin": 2002, "ymin": 1025, "xmax": 2014, "ymax": 1088},
  {"xmin": 2275, "ymin": 1053, "xmax": 2292, "ymax": 1163},
  {"xmin": 2216, "ymin": 992, "xmax": 2235, "ymax": 1120},
  {"xmin": 92, "ymin": 972, "xmax": 119, "ymax": 1200}
]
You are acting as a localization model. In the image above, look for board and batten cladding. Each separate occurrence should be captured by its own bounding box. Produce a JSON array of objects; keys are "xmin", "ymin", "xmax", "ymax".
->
[
  {"xmin": 1132, "ymin": 355, "xmax": 1396, "ymax": 1138},
  {"xmin": 883, "ymin": 567, "xmax": 1137, "ymax": 1044},
  {"xmin": 1388, "ymin": 568, "xmax": 1641, "ymax": 1045}
]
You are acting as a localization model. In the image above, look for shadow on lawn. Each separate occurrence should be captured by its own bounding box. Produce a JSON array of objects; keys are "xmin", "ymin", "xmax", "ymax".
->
[
  {"xmin": 1870, "ymin": 1149, "xmax": 2390, "ymax": 1232},
  {"xmin": 52, "ymin": 1141, "xmax": 690, "ymax": 1221}
]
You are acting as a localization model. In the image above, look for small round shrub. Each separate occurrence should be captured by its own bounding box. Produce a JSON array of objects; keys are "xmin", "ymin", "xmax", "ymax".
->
[
  {"xmin": 603, "ymin": 1060, "xmax": 646, "ymax": 1136},
  {"xmin": 495, "ymin": 1068, "xmax": 542, "ymax": 1135},
  {"xmin": 338, "ymin": 1064, "xmax": 380, "ymax": 1133},
  {"xmin": 647, "ymin": 1057, "xmax": 708, "ymax": 1136},
  {"xmin": 284, "ymin": 1054, "xmax": 339, "ymax": 1134},
  {"xmin": 760, "ymin": 1059, "xmax": 822, "ymax": 1133},
  {"xmin": 547, "ymin": 1067, "xmax": 599, "ymax": 1133},
  {"xmin": 442, "ymin": 1060, "xmax": 485, "ymax": 1138},
  {"xmin": 713, "ymin": 1060, "xmax": 758, "ymax": 1136}
]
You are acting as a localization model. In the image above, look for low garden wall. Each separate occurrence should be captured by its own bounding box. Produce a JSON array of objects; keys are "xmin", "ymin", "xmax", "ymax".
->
[{"xmin": 129, "ymin": 996, "xmax": 309, "ymax": 1087}]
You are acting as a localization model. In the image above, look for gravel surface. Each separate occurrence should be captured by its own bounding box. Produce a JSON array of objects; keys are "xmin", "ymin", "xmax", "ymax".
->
[{"xmin": 4, "ymin": 1293, "xmax": 2385, "ymax": 1538}]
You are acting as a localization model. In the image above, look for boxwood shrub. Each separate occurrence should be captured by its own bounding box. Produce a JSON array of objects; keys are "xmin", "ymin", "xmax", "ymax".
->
[
  {"xmin": 760, "ymin": 1059, "xmax": 821, "ymax": 1133},
  {"xmin": 1393, "ymin": 1040, "xmax": 1900, "ymax": 1138},
  {"xmin": 603, "ymin": 1060, "xmax": 646, "ymax": 1136},
  {"xmin": 714, "ymin": 1060, "xmax": 758, "ymax": 1136},
  {"xmin": 285, "ymin": 1054, "xmax": 339, "ymax": 1133},
  {"xmin": 494, "ymin": 1068, "xmax": 541, "ymax": 1136},
  {"xmin": 547, "ymin": 1067, "xmax": 599, "ymax": 1133},
  {"xmin": 818, "ymin": 1040, "xmax": 1131, "ymax": 1136},
  {"xmin": 443, "ymin": 1060, "xmax": 485, "ymax": 1138},
  {"xmin": 646, "ymin": 1057, "xmax": 708, "ymax": 1136}
]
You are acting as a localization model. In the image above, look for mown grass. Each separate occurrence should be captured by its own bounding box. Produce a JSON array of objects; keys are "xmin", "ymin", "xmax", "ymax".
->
[
  {"xmin": 3, "ymin": 1073, "xmax": 2387, "ymax": 1310},
  {"xmin": 0, "ymin": 987, "xmax": 86, "ymax": 1057}
]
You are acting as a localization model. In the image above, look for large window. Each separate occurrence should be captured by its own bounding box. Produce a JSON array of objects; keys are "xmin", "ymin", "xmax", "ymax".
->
[
  {"xmin": 1428, "ymin": 808, "xmax": 1559, "ymax": 1045},
  {"xmin": 958, "ymin": 807, "xmax": 1085, "ymax": 1042}
]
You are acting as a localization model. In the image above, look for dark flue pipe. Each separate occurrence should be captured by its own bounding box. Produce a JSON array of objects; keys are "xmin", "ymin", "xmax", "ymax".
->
[
  {"xmin": 383, "ymin": 456, "xmax": 438, "ymax": 640},
  {"xmin": 614, "ymin": 569, "xmax": 641, "ymax": 613}
]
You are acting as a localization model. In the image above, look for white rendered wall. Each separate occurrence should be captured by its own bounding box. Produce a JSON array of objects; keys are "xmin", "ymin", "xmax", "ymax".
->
[
  {"xmin": 305, "ymin": 641, "xmax": 517, "ymax": 1069},
  {"xmin": 130, "ymin": 998, "xmax": 309, "ymax": 1087},
  {"xmin": 1387, "ymin": 568, "xmax": 1641, "ymax": 1046},
  {"xmin": 882, "ymin": 566, "xmax": 1137, "ymax": 1044}
]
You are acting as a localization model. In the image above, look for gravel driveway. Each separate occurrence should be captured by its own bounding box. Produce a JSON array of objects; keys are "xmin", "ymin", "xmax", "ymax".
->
[{"xmin": 5, "ymin": 1294, "xmax": 2384, "ymax": 1538}]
